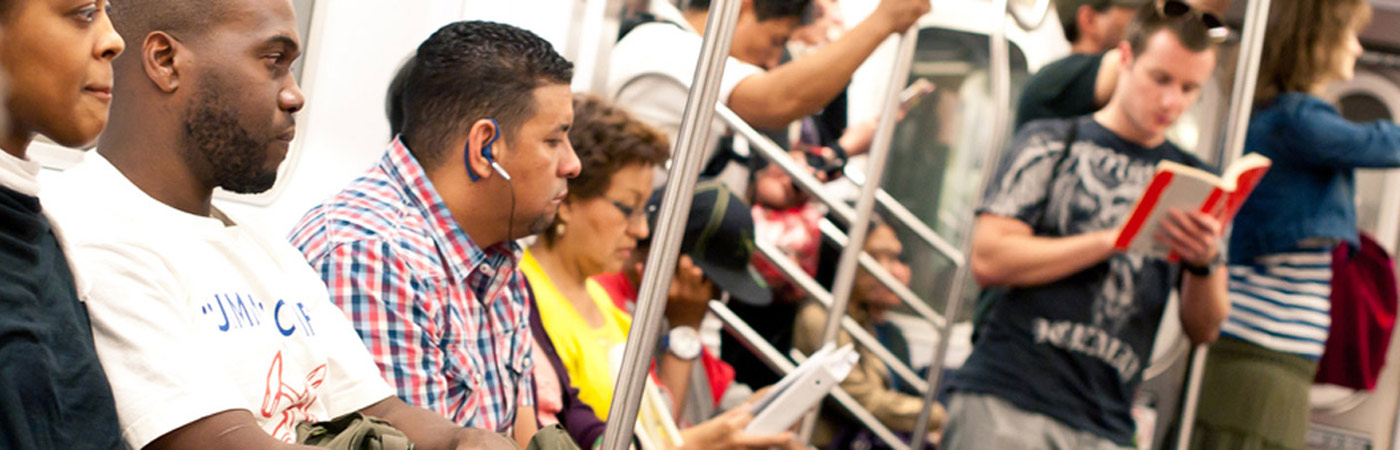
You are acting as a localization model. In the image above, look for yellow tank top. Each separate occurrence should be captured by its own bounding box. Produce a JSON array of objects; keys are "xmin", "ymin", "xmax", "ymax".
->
[{"xmin": 522, "ymin": 250, "xmax": 633, "ymax": 420}]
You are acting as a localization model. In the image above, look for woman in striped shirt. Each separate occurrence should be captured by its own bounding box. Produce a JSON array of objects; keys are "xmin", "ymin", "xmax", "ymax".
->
[{"xmin": 1191, "ymin": 0, "xmax": 1400, "ymax": 448}]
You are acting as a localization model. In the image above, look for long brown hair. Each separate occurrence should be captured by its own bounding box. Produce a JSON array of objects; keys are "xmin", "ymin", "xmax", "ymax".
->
[{"xmin": 1255, "ymin": 0, "xmax": 1371, "ymax": 104}]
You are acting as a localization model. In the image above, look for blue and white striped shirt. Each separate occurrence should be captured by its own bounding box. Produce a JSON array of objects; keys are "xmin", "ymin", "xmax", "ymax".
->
[{"xmin": 1221, "ymin": 247, "xmax": 1333, "ymax": 359}]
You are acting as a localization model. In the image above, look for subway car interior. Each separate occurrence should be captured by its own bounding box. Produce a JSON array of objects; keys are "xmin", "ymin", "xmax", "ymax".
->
[{"xmin": 9, "ymin": 0, "xmax": 1400, "ymax": 449}]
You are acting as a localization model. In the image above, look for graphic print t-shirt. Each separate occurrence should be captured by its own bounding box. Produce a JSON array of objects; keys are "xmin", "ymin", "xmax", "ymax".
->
[
  {"xmin": 43, "ymin": 154, "xmax": 394, "ymax": 449},
  {"xmin": 950, "ymin": 116, "xmax": 1207, "ymax": 446}
]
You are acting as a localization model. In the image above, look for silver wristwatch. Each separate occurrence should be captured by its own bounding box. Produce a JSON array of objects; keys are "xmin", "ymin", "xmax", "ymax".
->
[{"xmin": 665, "ymin": 325, "xmax": 702, "ymax": 361}]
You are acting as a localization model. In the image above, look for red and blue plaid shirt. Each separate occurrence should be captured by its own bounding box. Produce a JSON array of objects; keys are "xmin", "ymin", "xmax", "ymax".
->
[{"xmin": 289, "ymin": 138, "xmax": 535, "ymax": 433}]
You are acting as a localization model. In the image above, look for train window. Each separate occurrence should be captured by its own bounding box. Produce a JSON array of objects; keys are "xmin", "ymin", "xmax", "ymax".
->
[
  {"xmin": 1340, "ymin": 92, "xmax": 1394, "ymax": 240},
  {"xmin": 876, "ymin": 26, "xmax": 1030, "ymax": 314}
]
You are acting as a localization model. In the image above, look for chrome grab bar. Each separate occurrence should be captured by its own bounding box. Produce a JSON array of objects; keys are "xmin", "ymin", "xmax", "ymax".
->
[{"xmin": 601, "ymin": 0, "xmax": 742, "ymax": 447}]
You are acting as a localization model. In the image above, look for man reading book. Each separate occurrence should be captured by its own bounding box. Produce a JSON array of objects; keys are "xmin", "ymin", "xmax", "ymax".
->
[{"xmin": 941, "ymin": 3, "xmax": 1231, "ymax": 449}]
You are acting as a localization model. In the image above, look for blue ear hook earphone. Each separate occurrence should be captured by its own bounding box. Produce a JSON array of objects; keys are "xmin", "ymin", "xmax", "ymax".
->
[{"xmin": 467, "ymin": 118, "xmax": 512, "ymax": 182}]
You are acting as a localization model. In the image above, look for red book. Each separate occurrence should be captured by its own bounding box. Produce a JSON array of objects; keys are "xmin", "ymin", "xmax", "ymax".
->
[{"xmin": 1113, "ymin": 153, "xmax": 1272, "ymax": 261}]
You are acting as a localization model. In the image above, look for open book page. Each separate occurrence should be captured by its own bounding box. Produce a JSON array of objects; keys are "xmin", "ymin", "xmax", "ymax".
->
[
  {"xmin": 1114, "ymin": 153, "xmax": 1272, "ymax": 260},
  {"xmin": 746, "ymin": 344, "xmax": 859, "ymax": 435}
]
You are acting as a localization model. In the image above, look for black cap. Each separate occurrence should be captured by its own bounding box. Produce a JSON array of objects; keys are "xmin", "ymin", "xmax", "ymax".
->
[{"xmin": 644, "ymin": 181, "xmax": 772, "ymax": 306}]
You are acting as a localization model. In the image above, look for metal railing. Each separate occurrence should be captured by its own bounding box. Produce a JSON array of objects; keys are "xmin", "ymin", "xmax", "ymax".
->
[
  {"xmin": 754, "ymin": 239, "xmax": 930, "ymax": 394},
  {"xmin": 710, "ymin": 300, "xmax": 911, "ymax": 450},
  {"xmin": 1174, "ymin": 0, "xmax": 1274, "ymax": 448},
  {"xmin": 909, "ymin": 0, "xmax": 1015, "ymax": 446},
  {"xmin": 601, "ymin": 0, "xmax": 741, "ymax": 447},
  {"xmin": 801, "ymin": 24, "xmax": 923, "ymax": 442},
  {"xmin": 717, "ymin": 106, "xmax": 952, "ymax": 333}
]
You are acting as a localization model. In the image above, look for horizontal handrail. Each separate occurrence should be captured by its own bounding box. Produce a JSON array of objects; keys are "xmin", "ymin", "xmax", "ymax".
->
[
  {"xmin": 754, "ymin": 240, "xmax": 931, "ymax": 394},
  {"xmin": 819, "ymin": 219, "xmax": 949, "ymax": 331},
  {"xmin": 841, "ymin": 167, "xmax": 965, "ymax": 265},
  {"xmin": 709, "ymin": 300, "xmax": 911, "ymax": 450}
]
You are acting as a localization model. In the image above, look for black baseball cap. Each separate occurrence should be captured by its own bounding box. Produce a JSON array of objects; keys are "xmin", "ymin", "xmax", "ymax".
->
[{"xmin": 643, "ymin": 181, "xmax": 773, "ymax": 306}]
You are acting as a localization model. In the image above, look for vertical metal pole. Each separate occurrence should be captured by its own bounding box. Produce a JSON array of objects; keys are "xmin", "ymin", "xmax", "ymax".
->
[
  {"xmin": 599, "ymin": 0, "xmax": 740, "ymax": 448},
  {"xmin": 798, "ymin": 26, "xmax": 922, "ymax": 442},
  {"xmin": 1175, "ymin": 0, "xmax": 1272, "ymax": 447},
  {"xmin": 909, "ymin": 1, "xmax": 1012, "ymax": 447}
]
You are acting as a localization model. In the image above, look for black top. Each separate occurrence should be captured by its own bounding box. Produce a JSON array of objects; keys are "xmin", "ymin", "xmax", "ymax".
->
[
  {"xmin": 1013, "ymin": 53, "xmax": 1104, "ymax": 131},
  {"xmin": 952, "ymin": 117, "xmax": 1206, "ymax": 446},
  {"xmin": 0, "ymin": 185, "xmax": 123, "ymax": 449}
]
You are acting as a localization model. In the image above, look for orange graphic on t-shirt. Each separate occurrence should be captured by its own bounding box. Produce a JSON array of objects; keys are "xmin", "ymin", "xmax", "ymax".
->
[{"xmin": 261, "ymin": 351, "xmax": 328, "ymax": 441}]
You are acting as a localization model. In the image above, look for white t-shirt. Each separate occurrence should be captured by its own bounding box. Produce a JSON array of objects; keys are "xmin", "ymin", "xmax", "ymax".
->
[
  {"xmin": 42, "ymin": 153, "xmax": 395, "ymax": 448},
  {"xmin": 607, "ymin": 1, "xmax": 764, "ymax": 155},
  {"xmin": 0, "ymin": 148, "xmax": 41, "ymax": 196}
]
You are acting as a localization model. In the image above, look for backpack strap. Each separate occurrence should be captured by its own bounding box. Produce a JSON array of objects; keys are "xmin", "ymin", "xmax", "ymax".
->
[{"xmin": 1035, "ymin": 119, "xmax": 1078, "ymax": 232}]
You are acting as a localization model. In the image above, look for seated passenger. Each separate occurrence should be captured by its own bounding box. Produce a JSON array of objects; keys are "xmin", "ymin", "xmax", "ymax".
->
[
  {"xmin": 607, "ymin": 0, "xmax": 929, "ymax": 154},
  {"xmin": 594, "ymin": 181, "xmax": 775, "ymax": 425},
  {"xmin": 0, "ymin": 0, "xmax": 125, "ymax": 447},
  {"xmin": 720, "ymin": 148, "xmax": 826, "ymax": 389},
  {"xmin": 42, "ymin": 2, "xmax": 514, "ymax": 448},
  {"xmin": 378, "ymin": 54, "xmax": 599, "ymax": 450},
  {"xmin": 290, "ymin": 21, "xmax": 579, "ymax": 447},
  {"xmin": 525, "ymin": 94, "xmax": 796, "ymax": 449},
  {"xmin": 942, "ymin": 4, "xmax": 1230, "ymax": 449},
  {"xmin": 792, "ymin": 219, "xmax": 945, "ymax": 448},
  {"xmin": 1191, "ymin": 0, "xmax": 1400, "ymax": 448}
]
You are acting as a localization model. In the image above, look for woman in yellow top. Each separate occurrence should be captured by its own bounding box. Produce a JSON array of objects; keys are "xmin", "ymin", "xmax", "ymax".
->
[
  {"xmin": 525, "ymin": 95, "xmax": 800, "ymax": 450},
  {"xmin": 524, "ymin": 93, "xmax": 670, "ymax": 420}
]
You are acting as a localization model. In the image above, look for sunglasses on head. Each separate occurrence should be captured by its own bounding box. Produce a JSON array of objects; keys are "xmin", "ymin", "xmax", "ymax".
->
[{"xmin": 1158, "ymin": 0, "xmax": 1230, "ymax": 43}]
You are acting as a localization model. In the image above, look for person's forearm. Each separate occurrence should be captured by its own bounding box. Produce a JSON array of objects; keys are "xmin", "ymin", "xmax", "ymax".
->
[
  {"xmin": 657, "ymin": 353, "xmax": 696, "ymax": 419},
  {"xmin": 728, "ymin": 15, "xmax": 896, "ymax": 128},
  {"xmin": 362, "ymin": 397, "xmax": 515, "ymax": 450},
  {"xmin": 971, "ymin": 229, "xmax": 1117, "ymax": 287},
  {"xmin": 1179, "ymin": 269, "xmax": 1229, "ymax": 344}
]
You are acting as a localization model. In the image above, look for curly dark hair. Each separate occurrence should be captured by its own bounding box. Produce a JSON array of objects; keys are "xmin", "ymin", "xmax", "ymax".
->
[
  {"xmin": 400, "ymin": 21, "xmax": 573, "ymax": 169},
  {"xmin": 540, "ymin": 95, "xmax": 670, "ymax": 246}
]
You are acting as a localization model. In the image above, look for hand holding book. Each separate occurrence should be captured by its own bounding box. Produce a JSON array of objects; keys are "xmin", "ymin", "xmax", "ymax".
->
[{"xmin": 1114, "ymin": 153, "xmax": 1272, "ymax": 262}]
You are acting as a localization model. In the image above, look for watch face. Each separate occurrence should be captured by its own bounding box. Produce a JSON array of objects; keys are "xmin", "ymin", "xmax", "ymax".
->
[{"xmin": 669, "ymin": 326, "xmax": 702, "ymax": 360}]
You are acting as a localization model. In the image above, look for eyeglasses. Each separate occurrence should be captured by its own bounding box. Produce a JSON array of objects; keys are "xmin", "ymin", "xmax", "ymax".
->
[
  {"xmin": 610, "ymin": 200, "xmax": 648, "ymax": 224},
  {"xmin": 1158, "ymin": 0, "xmax": 1229, "ymax": 43}
]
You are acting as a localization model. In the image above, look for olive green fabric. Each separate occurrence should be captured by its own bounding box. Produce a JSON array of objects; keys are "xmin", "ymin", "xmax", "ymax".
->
[
  {"xmin": 1190, "ymin": 337, "xmax": 1319, "ymax": 450},
  {"xmin": 527, "ymin": 425, "xmax": 578, "ymax": 450},
  {"xmin": 296, "ymin": 412, "xmax": 412, "ymax": 450}
]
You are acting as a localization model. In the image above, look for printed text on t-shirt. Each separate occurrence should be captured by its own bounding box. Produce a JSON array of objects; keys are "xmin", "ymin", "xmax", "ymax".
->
[{"xmin": 200, "ymin": 294, "xmax": 317, "ymax": 337}]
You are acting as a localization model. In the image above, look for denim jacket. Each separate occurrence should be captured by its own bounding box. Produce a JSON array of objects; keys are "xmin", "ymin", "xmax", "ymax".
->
[{"xmin": 1229, "ymin": 93, "xmax": 1400, "ymax": 264}]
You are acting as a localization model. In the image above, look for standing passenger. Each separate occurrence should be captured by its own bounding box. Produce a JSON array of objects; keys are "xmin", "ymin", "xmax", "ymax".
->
[
  {"xmin": 0, "ymin": 0, "xmax": 124, "ymax": 447},
  {"xmin": 1191, "ymin": 1, "xmax": 1400, "ymax": 448},
  {"xmin": 1013, "ymin": 0, "xmax": 1143, "ymax": 130},
  {"xmin": 608, "ymin": 0, "xmax": 928, "ymax": 159},
  {"xmin": 943, "ymin": 3, "xmax": 1230, "ymax": 449}
]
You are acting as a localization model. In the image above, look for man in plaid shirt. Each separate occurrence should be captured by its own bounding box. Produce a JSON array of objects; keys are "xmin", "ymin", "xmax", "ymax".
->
[{"xmin": 291, "ymin": 21, "xmax": 580, "ymax": 447}]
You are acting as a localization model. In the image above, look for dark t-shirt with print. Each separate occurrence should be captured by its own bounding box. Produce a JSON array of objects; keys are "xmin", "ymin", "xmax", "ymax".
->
[{"xmin": 949, "ymin": 116, "xmax": 1207, "ymax": 446}]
